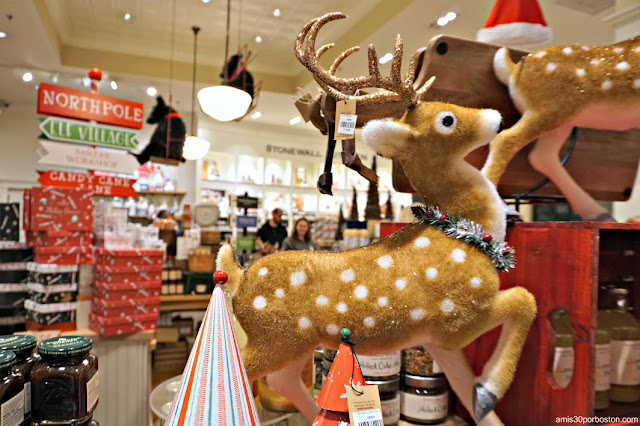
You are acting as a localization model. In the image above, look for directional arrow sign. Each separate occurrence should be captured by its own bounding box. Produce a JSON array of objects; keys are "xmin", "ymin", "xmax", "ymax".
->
[
  {"xmin": 38, "ymin": 171, "xmax": 138, "ymax": 198},
  {"xmin": 38, "ymin": 141, "xmax": 139, "ymax": 174},
  {"xmin": 39, "ymin": 116, "xmax": 139, "ymax": 150}
]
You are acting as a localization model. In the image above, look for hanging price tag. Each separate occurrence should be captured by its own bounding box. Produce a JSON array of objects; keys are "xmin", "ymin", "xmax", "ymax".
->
[
  {"xmin": 347, "ymin": 385, "xmax": 384, "ymax": 426},
  {"xmin": 334, "ymin": 99, "xmax": 357, "ymax": 140}
]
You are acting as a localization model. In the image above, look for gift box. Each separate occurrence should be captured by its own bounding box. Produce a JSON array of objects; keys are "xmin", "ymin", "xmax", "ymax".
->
[
  {"xmin": 27, "ymin": 283, "xmax": 77, "ymax": 304},
  {"xmin": 25, "ymin": 299, "xmax": 76, "ymax": 325},
  {"xmin": 29, "ymin": 187, "xmax": 93, "ymax": 232},
  {"xmin": 93, "ymin": 232, "xmax": 134, "ymax": 249},
  {"xmin": 34, "ymin": 246, "xmax": 93, "ymax": 265},
  {"xmin": 27, "ymin": 263, "xmax": 78, "ymax": 285},
  {"xmin": 91, "ymin": 296, "xmax": 160, "ymax": 318},
  {"xmin": 92, "ymin": 281, "xmax": 162, "ymax": 300},
  {"xmin": 95, "ymin": 248, "xmax": 164, "ymax": 267},
  {"xmin": 89, "ymin": 311, "xmax": 158, "ymax": 337},
  {"xmin": 34, "ymin": 230, "xmax": 93, "ymax": 247},
  {"xmin": 94, "ymin": 264, "xmax": 162, "ymax": 284},
  {"xmin": 0, "ymin": 203, "xmax": 20, "ymax": 241}
]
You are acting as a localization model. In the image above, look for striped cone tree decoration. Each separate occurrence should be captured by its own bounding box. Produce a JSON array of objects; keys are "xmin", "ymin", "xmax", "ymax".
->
[{"xmin": 165, "ymin": 270, "xmax": 260, "ymax": 425}]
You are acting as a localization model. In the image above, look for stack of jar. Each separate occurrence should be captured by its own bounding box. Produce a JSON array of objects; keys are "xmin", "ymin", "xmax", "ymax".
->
[{"xmin": 0, "ymin": 335, "xmax": 99, "ymax": 426}]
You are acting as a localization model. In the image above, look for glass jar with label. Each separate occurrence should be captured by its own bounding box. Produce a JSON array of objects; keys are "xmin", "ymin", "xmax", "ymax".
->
[
  {"xmin": 31, "ymin": 336, "xmax": 99, "ymax": 425},
  {"xmin": 366, "ymin": 376, "xmax": 400, "ymax": 426},
  {"xmin": 400, "ymin": 374, "xmax": 448, "ymax": 425},
  {"xmin": 402, "ymin": 346, "xmax": 442, "ymax": 377},
  {"xmin": 0, "ymin": 334, "xmax": 39, "ymax": 423},
  {"xmin": 594, "ymin": 316, "xmax": 611, "ymax": 410},
  {"xmin": 0, "ymin": 350, "xmax": 25, "ymax": 426},
  {"xmin": 549, "ymin": 309, "xmax": 574, "ymax": 389},
  {"xmin": 358, "ymin": 351, "xmax": 402, "ymax": 380}
]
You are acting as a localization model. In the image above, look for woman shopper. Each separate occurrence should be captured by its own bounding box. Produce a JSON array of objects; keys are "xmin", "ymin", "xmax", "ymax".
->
[{"xmin": 281, "ymin": 218, "xmax": 317, "ymax": 251}]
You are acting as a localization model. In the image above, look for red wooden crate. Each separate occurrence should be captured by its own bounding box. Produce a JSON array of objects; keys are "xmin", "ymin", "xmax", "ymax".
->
[
  {"xmin": 34, "ymin": 230, "xmax": 93, "ymax": 247},
  {"xmin": 91, "ymin": 296, "xmax": 160, "ymax": 318},
  {"xmin": 89, "ymin": 312, "xmax": 158, "ymax": 337},
  {"xmin": 34, "ymin": 245, "xmax": 93, "ymax": 265},
  {"xmin": 92, "ymin": 281, "xmax": 161, "ymax": 300},
  {"xmin": 95, "ymin": 248, "xmax": 164, "ymax": 267}
]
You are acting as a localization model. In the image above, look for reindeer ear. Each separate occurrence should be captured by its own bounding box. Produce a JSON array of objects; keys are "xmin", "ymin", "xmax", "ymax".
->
[{"xmin": 157, "ymin": 96, "xmax": 165, "ymax": 105}]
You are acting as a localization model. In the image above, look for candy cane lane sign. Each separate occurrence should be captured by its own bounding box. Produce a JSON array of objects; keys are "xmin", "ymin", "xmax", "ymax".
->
[
  {"xmin": 38, "ymin": 171, "xmax": 138, "ymax": 198},
  {"xmin": 39, "ymin": 116, "xmax": 139, "ymax": 150},
  {"xmin": 37, "ymin": 83, "xmax": 144, "ymax": 129},
  {"xmin": 38, "ymin": 141, "xmax": 139, "ymax": 174}
]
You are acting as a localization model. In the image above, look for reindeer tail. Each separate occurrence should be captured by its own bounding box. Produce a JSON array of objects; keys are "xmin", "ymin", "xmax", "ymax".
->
[
  {"xmin": 493, "ymin": 47, "xmax": 516, "ymax": 86},
  {"xmin": 216, "ymin": 244, "xmax": 245, "ymax": 295}
]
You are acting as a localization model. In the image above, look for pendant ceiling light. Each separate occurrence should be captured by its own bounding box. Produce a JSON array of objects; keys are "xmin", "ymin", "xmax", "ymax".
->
[
  {"xmin": 183, "ymin": 26, "xmax": 211, "ymax": 160},
  {"xmin": 198, "ymin": 0, "xmax": 254, "ymax": 121}
]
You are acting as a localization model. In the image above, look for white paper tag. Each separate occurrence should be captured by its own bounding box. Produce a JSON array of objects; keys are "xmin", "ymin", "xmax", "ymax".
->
[
  {"xmin": 553, "ymin": 347, "xmax": 574, "ymax": 388},
  {"xmin": 337, "ymin": 114, "xmax": 357, "ymax": 135},
  {"xmin": 24, "ymin": 381, "xmax": 31, "ymax": 415},
  {"xmin": 86, "ymin": 371, "xmax": 99, "ymax": 412},
  {"xmin": 1, "ymin": 389, "xmax": 24, "ymax": 426},
  {"xmin": 611, "ymin": 340, "xmax": 640, "ymax": 385},
  {"xmin": 352, "ymin": 408, "xmax": 384, "ymax": 426},
  {"xmin": 358, "ymin": 352, "xmax": 402, "ymax": 377}
]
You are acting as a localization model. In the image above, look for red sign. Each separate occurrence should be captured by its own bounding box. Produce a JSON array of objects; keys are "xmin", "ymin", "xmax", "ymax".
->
[
  {"xmin": 37, "ymin": 83, "xmax": 144, "ymax": 129},
  {"xmin": 37, "ymin": 170, "xmax": 138, "ymax": 198}
]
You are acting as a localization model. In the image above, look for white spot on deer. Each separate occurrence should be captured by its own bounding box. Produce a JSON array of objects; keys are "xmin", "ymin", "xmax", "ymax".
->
[
  {"xmin": 275, "ymin": 289, "xmax": 285, "ymax": 298},
  {"xmin": 298, "ymin": 317, "xmax": 311, "ymax": 329},
  {"xmin": 581, "ymin": 46, "xmax": 590, "ymax": 51},
  {"xmin": 591, "ymin": 58, "xmax": 600, "ymax": 66},
  {"xmin": 451, "ymin": 249, "xmax": 466, "ymax": 263},
  {"xmin": 634, "ymin": 79, "xmax": 640, "ymax": 88},
  {"xmin": 634, "ymin": 47, "xmax": 640, "ymax": 53},
  {"xmin": 411, "ymin": 308, "xmax": 426, "ymax": 321},
  {"xmin": 340, "ymin": 269, "xmax": 355, "ymax": 282},
  {"xmin": 336, "ymin": 302, "xmax": 348, "ymax": 313},
  {"xmin": 364, "ymin": 317, "xmax": 375, "ymax": 327},
  {"xmin": 378, "ymin": 297, "xmax": 388, "ymax": 307},
  {"xmin": 326, "ymin": 324, "xmax": 339, "ymax": 335},
  {"xmin": 316, "ymin": 295, "xmax": 329, "ymax": 306},
  {"xmin": 290, "ymin": 271, "xmax": 306, "ymax": 286},
  {"xmin": 616, "ymin": 61, "xmax": 630, "ymax": 71},
  {"xmin": 576, "ymin": 68, "xmax": 586, "ymax": 77},
  {"xmin": 258, "ymin": 267, "xmax": 268, "ymax": 276},
  {"xmin": 414, "ymin": 237, "xmax": 431, "ymax": 248},
  {"xmin": 546, "ymin": 63, "xmax": 556, "ymax": 72},
  {"xmin": 601, "ymin": 80, "xmax": 612, "ymax": 90},
  {"xmin": 377, "ymin": 255, "xmax": 393, "ymax": 268},
  {"xmin": 354, "ymin": 285, "xmax": 368, "ymax": 299},
  {"xmin": 534, "ymin": 51, "xmax": 546, "ymax": 58},
  {"xmin": 395, "ymin": 279, "xmax": 406, "ymax": 290},
  {"xmin": 441, "ymin": 299, "xmax": 455, "ymax": 313},
  {"xmin": 426, "ymin": 268, "xmax": 438, "ymax": 279},
  {"xmin": 470, "ymin": 277, "xmax": 482, "ymax": 288},
  {"xmin": 614, "ymin": 47, "xmax": 624, "ymax": 53},
  {"xmin": 562, "ymin": 47, "xmax": 572, "ymax": 54},
  {"xmin": 253, "ymin": 296, "xmax": 267, "ymax": 310}
]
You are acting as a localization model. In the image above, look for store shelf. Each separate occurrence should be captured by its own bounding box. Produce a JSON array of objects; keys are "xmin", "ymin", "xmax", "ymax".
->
[
  {"xmin": 598, "ymin": 402, "xmax": 640, "ymax": 420},
  {"xmin": 160, "ymin": 294, "xmax": 211, "ymax": 311},
  {"xmin": 136, "ymin": 191, "xmax": 187, "ymax": 197}
]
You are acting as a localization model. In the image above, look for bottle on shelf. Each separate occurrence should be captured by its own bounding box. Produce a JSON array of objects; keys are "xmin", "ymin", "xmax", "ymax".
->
[
  {"xmin": 548, "ymin": 309, "xmax": 574, "ymax": 389},
  {"xmin": 595, "ymin": 313, "xmax": 611, "ymax": 410},
  {"xmin": 599, "ymin": 288, "xmax": 640, "ymax": 403}
]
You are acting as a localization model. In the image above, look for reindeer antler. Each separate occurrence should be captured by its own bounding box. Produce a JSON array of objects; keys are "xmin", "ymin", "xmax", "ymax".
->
[{"xmin": 295, "ymin": 12, "xmax": 435, "ymax": 106}]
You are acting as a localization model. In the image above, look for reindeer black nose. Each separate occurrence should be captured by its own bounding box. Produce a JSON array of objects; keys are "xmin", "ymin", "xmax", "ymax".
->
[{"xmin": 498, "ymin": 120, "xmax": 504, "ymax": 134}]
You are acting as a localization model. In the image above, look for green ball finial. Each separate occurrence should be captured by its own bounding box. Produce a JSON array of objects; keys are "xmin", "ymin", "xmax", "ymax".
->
[{"xmin": 340, "ymin": 328, "xmax": 351, "ymax": 341}]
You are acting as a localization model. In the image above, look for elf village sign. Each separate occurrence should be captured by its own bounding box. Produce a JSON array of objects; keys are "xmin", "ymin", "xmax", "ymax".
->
[{"xmin": 39, "ymin": 116, "xmax": 139, "ymax": 150}]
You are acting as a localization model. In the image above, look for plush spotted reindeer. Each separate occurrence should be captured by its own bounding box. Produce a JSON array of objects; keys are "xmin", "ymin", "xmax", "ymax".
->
[
  {"xmin": 216, "ymin": 13, "xmax": 537, "ymax": 425},
  {"xmin": 483, "ymin": 38, "xmax": 640, "ymax": 221}
]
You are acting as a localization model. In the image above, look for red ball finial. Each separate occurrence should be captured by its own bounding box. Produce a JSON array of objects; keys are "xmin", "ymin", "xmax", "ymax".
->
[
  {"xmin": 88, "ymin": 67, "xmax": 102, "ymax": 81},
  {"xmin": 439, "ymin": 214, "xmax": 448, "ymax": 221},
  {"xmin": 482, "ymin": 234, "xmax": 493, "ymax": 243},
  {"xmin": 213, "ymin": 270, "xmax": 228, "ymax": 285}
]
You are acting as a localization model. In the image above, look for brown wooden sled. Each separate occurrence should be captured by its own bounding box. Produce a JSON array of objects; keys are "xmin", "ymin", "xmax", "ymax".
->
[{"xmin": 393, "ymin": 35, "xmax": 640, "ymax": 202}]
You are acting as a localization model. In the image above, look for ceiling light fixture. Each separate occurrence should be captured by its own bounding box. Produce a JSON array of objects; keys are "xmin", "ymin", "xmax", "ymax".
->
[
  {"xmin": 202, "ymin": 0, "xmax": 211, "ymax": 3},
  {"xmin": 255, "ymin": 35, "xmax": 262, "ymax": 43},
  {"xmin": 445, "ymin": 11, "xmax": 457, "ymax": 21},
  {"xmin": 437, "ymin": 17, "xmax": 448, "ymax": 26},
  {"xmin": 0, "ymin": 32, "xmax": 6, "ymax": 39},
  {"xmin": 273, "ymin": 9, "xmax": 280, "ymax": 17},
  {"xmin": 289, "ymin": 116, "xmax": 301, "ymax": 125},
  {"xmin": 124, "ymin": 13, "xmax": 131, "ymax": 21},
  {"xmin": 110, "ymin": 81, "xmax": 118, "ymax": 90},
  {"xmin": 147, "ymin": 87, "xmax": 157, "ymax": 96},
  {"xmin": 251, "ymin": 111, "xmax": 262, "ymax": 119},
  {"xmin": 183, "ymin": 26, "xmax": 210, "ymax": 160},
  {"xmin": 22, "ymin": 72, "xmax": 33, "ymax": 82}
]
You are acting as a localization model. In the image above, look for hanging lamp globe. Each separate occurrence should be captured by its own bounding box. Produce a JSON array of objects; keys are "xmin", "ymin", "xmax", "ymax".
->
[
  {"xmin": 197, "ymin": 85, "xmax": 252, "ymax": 121},
  {"xmin": 182, "ymin": 135, "xmax": 211, "ymax": 160}
]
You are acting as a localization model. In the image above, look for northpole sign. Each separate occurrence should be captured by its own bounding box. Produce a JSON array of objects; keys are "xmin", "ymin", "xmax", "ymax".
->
[
  {"xmin": 38, "ymin": 170, "xmax": 137, "ymax": 198},
  {"xmin": 40, "ymin": 116, "xmax": 139, "ymax": 150}
]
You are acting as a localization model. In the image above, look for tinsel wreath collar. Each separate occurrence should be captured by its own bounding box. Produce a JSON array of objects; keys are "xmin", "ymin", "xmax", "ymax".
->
[{"xmin": 412, "ymin": 205, "xmax": 516, "ymax": 271}]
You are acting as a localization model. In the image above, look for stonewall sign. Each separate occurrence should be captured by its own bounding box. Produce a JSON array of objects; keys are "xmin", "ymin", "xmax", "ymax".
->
[
  {"xmin": 40, "ymin": 116, "xmax": 139, "ymax": 150},
  {"xmin": 38, "ymin": 170, "xmax": 138, "ymax": 198},
  {"xmin": 37, "ymin": 83, "xmax": 144, "ymax": 129}
]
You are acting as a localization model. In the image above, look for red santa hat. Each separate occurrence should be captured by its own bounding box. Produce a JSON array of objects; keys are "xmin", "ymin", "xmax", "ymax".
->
[{"xmin": 477, "ymin": 0, "xmax": 552, "ymax": 45}]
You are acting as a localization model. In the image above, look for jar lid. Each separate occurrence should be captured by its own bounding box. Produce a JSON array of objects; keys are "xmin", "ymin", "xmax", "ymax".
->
[
  {"xmin": 365, "ymin": 375, "xmax": 400, "ymax": 393},
  {"xmin": 402, "ymin": 373, "xmax": 447, "ymax": 389},
  {"xmin": 0, "ymin": 334, "xmax": 37, "ymax": 352},
  {"xmin": 0, "ymin": 350, "xmax": 16, "ymax": 369},
  {"xmin": 314, "ymin": 348, "xmax": 324, "ymax": 360},
  {"xmin": 38, "ymin": 336, "xmax": 92, "ymax": 357}
]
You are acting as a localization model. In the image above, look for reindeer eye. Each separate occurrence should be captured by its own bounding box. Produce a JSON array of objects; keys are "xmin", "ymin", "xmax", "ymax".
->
[{"xmin": 434, "ymin": 112, "xmax": 457, "ymax": 134}]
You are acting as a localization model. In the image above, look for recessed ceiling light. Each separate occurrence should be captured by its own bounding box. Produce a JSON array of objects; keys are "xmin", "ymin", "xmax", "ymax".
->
[
  {"xmin": 273, "ymin": 9, "xmax": 280, "ymax": 17},
  {"xmin": 255, "ymin": 36, "xmax": 262, "ymax": 43},
  {"xmin": 0, "ymin": 32, "xmax": 6, "ymax": 39},
  {"xmin": 22, "ymin": 72, "xmax": 33, "ymax": 82},
  {"xmin": 251, "ymin": 111, "xmax": 262, "ymax": 119},
  {"xmin": 289, "ymin": 116, "xmax": 301, "ymax": 125},
  {"xmin": 124, "ymin": 13, "xmax": 131, "ymax": 21},
  {"xmin": 51, "ymin": 74, "xmax": 58, "ymax": 83},
  {"xmin": 147, "ymin": 87, "xmax": 157, "ymax": 96},
  {"xmin": 110, "ymin": 81, "xmax": 118, "ymax": 90},
  {"xmin": 445, "ymin": 11, "xmax": 457, "ymax": 21},
  {"xmin": 202, "ymin": 0, "xmax": 210, "ymax": 3},
  {"xmin": 437, "ymin": 17, "xmax": 448, "ymax": 26}
]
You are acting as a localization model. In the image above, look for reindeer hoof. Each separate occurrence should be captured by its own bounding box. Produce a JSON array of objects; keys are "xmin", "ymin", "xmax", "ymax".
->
[
  {"xmin": 473, "ymin": 383, "xmax": 497, "ymax": 422},
  {"xmin": 317, "ymin": 173, "xmax": 333, "ymax": 195}
]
